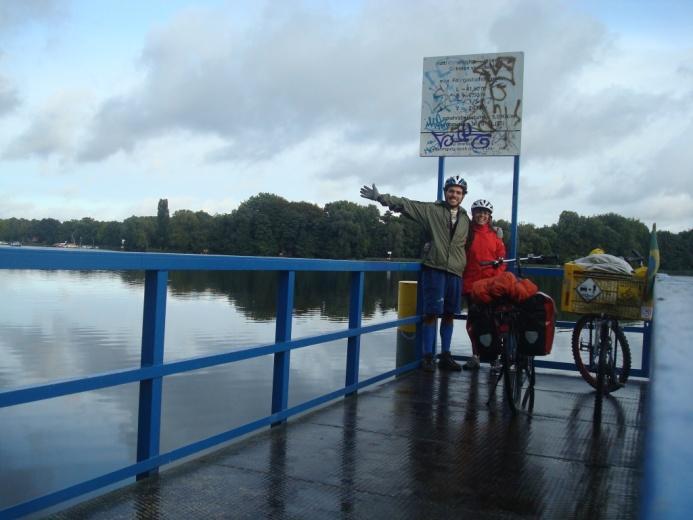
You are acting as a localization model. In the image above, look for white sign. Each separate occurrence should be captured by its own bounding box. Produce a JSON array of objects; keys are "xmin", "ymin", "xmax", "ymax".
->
[
  {"xmin": 420, "ymin": 52, "xmax": 524, "ymax": 157},
  {"xmin": 576, "ymin": 278, "xmax": 602, "ymax": 303}
]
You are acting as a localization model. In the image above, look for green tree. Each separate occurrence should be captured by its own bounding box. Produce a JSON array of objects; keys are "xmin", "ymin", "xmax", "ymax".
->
[
  {"xmin": 1, "ymin": 218, "xmax": 31, "ymax": 242},
  {"xmin": 156, "ymin": 198, "xmax": 170, "ymax": 249},
  {"xmin": 122, "ymin": 216, "xmax": 156, "ymax": 250},
  {"xmin": 0, "ymin": 196, "xmax": 691, "ymax": 272},
  {"xmin": 30, "ymin": 218, "xmax": 61, "ymax": 245},
  {"xmin": 169, "ymin": 210, "xmax": 212, "ymax": 253},
  {"xmin": 517, "ymin": 223, "xmax": 553, "ymax": 256},
  {"xmin": 97, "ymin": 221, "xmax": 123, "ymax": 249},
  {"xmin": 284, "ymin": 201, "xmax": 325, "ymax": 257},
  {"xmin": 320, "ymin": 201, "xmax": 381, "ymax": 259}
]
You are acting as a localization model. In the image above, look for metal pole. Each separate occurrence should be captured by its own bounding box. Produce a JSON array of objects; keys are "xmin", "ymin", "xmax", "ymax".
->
[
  {"xmin": 509, "ymin": 155, "xmax": 520, "ymax": 262},
  {"xmin": 437, "ymin": 156, "xmax": 445, "ymax": 201},
  {"xmin": 345, "ymin": 271, "xmax": 365, "ymax": 394},
  {"xmin": 642, "ymin": 319, "xmax": 653, "ymax": 378},
  {"xmin": 136, "ymin": 269, "xmax": 168, "ymax": 480},
  {"xmin": 271, "ymin": 270, "xmax": 295, "ymax": 424}
]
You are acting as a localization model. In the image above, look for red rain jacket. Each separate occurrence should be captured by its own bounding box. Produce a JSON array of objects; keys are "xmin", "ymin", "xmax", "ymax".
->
[
  {"xmin": 470, "ymin": 271, "xmax": 538, "ymax": 304},
  {"xmin": 462, "ymin": 223, "xmax": 507, "ymax": 294}
]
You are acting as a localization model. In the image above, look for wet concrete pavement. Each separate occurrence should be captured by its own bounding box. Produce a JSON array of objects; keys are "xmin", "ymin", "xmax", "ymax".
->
[{"xmin": 51, "ymin": 366, "xmax": 646, "ymax": 519}]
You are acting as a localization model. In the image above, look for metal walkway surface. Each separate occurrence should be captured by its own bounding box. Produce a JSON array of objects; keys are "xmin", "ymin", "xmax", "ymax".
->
[{"xmin": 50, "ymin": 370, "xmax": 646, "ymax": 519}]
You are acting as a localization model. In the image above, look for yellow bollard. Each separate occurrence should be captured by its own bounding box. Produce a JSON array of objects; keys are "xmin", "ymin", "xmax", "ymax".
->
[
  {"xmin": 396, "ymin": 280, "xmax": 418, "ymax": 367},
  {"xmin": 397, "ymin": 281, "xmax": 418, "ymax": 333}
]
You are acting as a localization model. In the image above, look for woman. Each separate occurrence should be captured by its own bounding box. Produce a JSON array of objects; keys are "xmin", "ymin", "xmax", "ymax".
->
[{"xmin": 462, "ymin": 199, "xmax": 506, "ymax": 370}]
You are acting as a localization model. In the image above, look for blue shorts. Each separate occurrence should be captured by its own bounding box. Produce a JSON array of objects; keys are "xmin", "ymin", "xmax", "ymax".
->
[{"xmin": 422, "ymin": 267, "xmax": 461, "ymax": 316}]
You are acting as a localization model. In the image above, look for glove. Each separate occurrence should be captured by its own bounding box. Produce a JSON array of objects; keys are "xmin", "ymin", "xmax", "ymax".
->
[
  {"xmin": 360, "ymin": 183, "xmax": 380, "ymax": 201},
  {"xmin": 494, "ymin": 226, "xmax": 503, "ymax": 239}
]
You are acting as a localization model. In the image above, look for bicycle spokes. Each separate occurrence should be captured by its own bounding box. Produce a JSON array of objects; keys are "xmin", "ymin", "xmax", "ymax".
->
[{"xmin": 571, "ymin": 314, "xmax": 632, "ymax": 394}]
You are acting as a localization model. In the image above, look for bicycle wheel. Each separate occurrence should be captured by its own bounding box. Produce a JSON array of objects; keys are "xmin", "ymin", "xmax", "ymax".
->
[
  {"xmin": 502, "ymin": 333, "xmax": 528, "ymax": 413},
  {"xmin": 571, "ymin": 315, "xmax": 631, "ymax": 392},
  {"xmin": 521, "ymin": 356, "xmax": 536, "ymax": 412}
]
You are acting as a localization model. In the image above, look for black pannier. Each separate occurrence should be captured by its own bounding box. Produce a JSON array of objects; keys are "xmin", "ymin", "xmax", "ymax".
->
[
  {"xmin": 517, "ymin": 292, "xmax": 556, "ymax": 356},
  {"xmin": 466, "ymin": 303, "xmax": 500, "ymax": 361}
]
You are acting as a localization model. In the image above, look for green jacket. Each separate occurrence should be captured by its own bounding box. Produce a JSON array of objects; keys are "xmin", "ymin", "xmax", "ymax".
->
[{"xmin": 378, "ymin": 194, "xmax": 470, "ymax": 276}]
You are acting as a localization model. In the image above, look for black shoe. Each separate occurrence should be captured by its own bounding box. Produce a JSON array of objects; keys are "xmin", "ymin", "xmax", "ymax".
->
[
  {"xmin": 421, "ymin": 355, "xmax": 436, "ymax": 372},
  {"xmin": 438, "ymin": 352, "xmax": 462, "ymax": 371},
  {"xmin": 462, "ymin": 356, "xmax": 480, "ymax": 370}
]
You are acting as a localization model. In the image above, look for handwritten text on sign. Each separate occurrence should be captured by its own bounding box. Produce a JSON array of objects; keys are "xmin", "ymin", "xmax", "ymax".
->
[{"xmin": 420, "ymin": 52, "xmax": 524, "ymax": 157}]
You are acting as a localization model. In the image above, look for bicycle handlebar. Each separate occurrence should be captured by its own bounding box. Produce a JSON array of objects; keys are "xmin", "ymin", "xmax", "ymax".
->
[
  {"xmin": 480, "ymin": 254, "xmax": 558, "ymax": 268},
  {"xmin": 625, "ymin": 249, "xmax": 645, "ymax": 266}
]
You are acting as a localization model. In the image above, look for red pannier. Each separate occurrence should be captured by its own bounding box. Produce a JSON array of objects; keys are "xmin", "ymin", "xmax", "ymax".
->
[
  {"xmin": 517, "ymin": 292, "xmax": 556, "ymax": 356},
  {"xmin": 466, "ymin": 303, "xmax": 500, "ymax": 362}
]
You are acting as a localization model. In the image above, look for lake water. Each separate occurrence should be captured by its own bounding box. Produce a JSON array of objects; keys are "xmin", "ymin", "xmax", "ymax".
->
[{"xmin": 0, "ymin": 267, "xmax": 644, "ymax": 510}]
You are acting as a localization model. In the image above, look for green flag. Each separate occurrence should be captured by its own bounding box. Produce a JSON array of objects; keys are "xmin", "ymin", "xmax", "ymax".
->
[{"xmin": 646, "ymin": 223, "xmax": 660, "ymax": 298}]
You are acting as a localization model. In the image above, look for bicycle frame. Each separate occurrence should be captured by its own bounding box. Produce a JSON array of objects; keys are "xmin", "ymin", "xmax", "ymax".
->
[
  {"xmin": 487, "ymin": 300, "xmax": 535, "ymax": 413},
  {"xmin": 475, "ymin": 254, "xmax": 555, "ymax": 413},
  {"xmin": 597, "ymin": 315, "xmax": 622, "ymax": 389}
]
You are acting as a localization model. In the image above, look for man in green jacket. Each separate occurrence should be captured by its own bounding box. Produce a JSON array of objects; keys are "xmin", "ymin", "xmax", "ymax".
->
[{"xmin": 360, "ymin": 175, "xmax": 470, "ymax": 372}]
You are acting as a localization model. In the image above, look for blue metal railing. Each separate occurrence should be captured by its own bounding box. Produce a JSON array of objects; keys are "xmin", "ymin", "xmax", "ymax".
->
[
  {"xmin": 0, "ymin": 248, "xmax": 652, "ymax": 517},
  {"xmin": 0, "ymin": 248, "xmax": 423, "ymax": 518}
]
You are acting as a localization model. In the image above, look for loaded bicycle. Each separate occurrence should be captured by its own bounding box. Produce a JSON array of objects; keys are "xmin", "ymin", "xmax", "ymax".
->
[
  {"xmin": 563, "ymin": 252, "xmax": 647, "ymax": 407},
  {"xmin": 469, "ymin": 254, "xmax": 557, "ymax": 413}
]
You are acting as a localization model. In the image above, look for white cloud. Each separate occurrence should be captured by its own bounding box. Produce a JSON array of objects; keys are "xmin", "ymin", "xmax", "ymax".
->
[
  {"xmin": 0, "ymin": 74, "xmax": 19, "ymax": 115},
  {"xmin": 0, "ymin": 0, "xmax": 691, "ymax": 232},
  {"xmin": 0, "ymin": 0, "xmax": 66, "ymax": 35},
  {"xmin": 77, "ymin": 0, "xmax": 500, "ymax": 162},
  {"xmin": 2, "ymin": 90, "xmax": 89, "ymax": 159}
]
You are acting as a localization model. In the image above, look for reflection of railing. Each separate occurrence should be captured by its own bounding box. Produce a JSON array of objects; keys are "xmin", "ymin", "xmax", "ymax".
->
[{"xmin": 0, "ymin": 248, "xmax": 422, "ymax": 518}]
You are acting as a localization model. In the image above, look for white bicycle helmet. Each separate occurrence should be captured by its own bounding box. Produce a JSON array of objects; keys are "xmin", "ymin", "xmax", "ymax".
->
[
  {"xmin": 444, "ymin": 175, "xmax": 468, "ymax": 193},
  {"xmin": 471, "ymin": 199, "xmax": 493, "ymax": 214}
]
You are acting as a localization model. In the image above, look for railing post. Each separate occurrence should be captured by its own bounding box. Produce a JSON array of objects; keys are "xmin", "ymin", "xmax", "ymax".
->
[
  {"xmin": 415, "ymin": 270, "xmax": 425, "ymax": 361},
  {"xmin": 642, "ymin": 318, "xmax": 653, "ymax": 378},
  {"xmin": 272, "ymin": 270, "xmax": 295, "ymax": 424},
  {"xmin": 345, "ymin": 271, "xmax": 365, "ymax": 394},
  {"xmin": 508, "ymin": 154, "xmax": 520, "ymax": 264},
  {"xmin": 136, "ymin": 269, "xmax": 168, "ymax": 480}
]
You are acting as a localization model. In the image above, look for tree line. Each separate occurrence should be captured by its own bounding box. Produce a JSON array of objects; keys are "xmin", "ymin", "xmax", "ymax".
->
[{"xmin": 1, "ymin": 194, "xmax": 691, "ymax": 272}]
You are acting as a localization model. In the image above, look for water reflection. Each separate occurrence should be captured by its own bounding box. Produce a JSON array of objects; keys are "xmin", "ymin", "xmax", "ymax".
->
[
  {"xmin": 0, "ymin": 269, "xmax": 414, "ymax": 511},
  {"xmin": 158, "ymin": 270, "xmax": 412, "ymax": 321},
  {"xmin": 566, "ymin": 392, "xmax": 629, "ymax": 519},
  {"xmin": 267, "ymin": 429, "xmax": 287, "ymax": 518}
]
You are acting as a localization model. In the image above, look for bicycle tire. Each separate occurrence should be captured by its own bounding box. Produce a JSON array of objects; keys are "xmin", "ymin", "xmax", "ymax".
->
[
  {"xmin": 571, "ymin": 314, "xmax": 631, "ymax": 392},
  {"xmin": 595, "ymin": 321, "xmax": 608, "ymax": 409},
  {"xmin": 521, "ymin": 356, "xmax": 536, "ymax": 412}
]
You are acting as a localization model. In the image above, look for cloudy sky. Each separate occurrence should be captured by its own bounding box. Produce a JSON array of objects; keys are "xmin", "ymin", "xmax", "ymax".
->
[{"xmin": 1, "ymin": 0, "xmax": 691, "ymax": 232}]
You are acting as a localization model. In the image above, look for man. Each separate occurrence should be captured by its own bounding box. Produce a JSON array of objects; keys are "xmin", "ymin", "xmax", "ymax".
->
[{"xmin": 360, "ymin": 176, "xmax": 470, "ymax": 372}]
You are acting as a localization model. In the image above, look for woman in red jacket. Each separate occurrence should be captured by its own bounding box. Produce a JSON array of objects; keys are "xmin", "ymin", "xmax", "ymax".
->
[{"xmin": 462, "ymin": 199, "xmax": 506, "ymax": 370}]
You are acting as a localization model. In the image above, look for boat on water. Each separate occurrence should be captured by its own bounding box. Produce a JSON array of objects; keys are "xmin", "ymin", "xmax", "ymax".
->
[{"xmin": 10, "ymin": 241, "xmax": 21, "ymax": 247}]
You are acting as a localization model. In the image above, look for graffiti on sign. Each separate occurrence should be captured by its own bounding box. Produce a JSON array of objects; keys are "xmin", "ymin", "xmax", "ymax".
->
[{"xmin": 420, "ymin": 52, "xmax": 524, "ymax": 157}]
